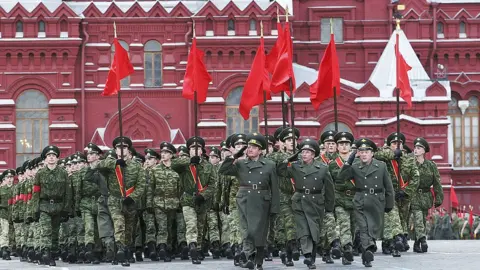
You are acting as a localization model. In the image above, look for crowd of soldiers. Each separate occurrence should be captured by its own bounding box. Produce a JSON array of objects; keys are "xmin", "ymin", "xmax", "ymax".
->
[{"xmin": 0, "ymin": 127, "xmax": 448, "ymax": 268}]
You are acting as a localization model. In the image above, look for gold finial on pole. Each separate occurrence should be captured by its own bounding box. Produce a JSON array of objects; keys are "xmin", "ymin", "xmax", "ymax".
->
[
  {"xmin": 396, "ymin": 18, "xmax": 401, "ymax": 30},
  {"xmin": 285, "ymin": 5, "xmax": 289, "ymax": 23},
  {"xmin": 330, "ymin": 18, "xmax": 333, "ymax": 34},
  {"xmin": 277, "ymin": 6, "xmax": 280, "ymax": 23},
  {"xmin": 113, "ymin": 21, "xmax": 117, "ymax": 38},
  {"xmin": 193, "ymin": 21, "xmax": 196, "ymax": 38},
  {"xmin": 260, "ymin": 20, "xmax": 263, "ymax": 37}
]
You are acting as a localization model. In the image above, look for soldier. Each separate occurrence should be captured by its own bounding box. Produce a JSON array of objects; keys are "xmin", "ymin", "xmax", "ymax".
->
[
  {"xmin": 328, "ymin": 132, "xmax": 356, "ymax": 265},
  {"xmin": 218, "ymin": 141, "xmax": 234, "ymax": 259},
  {"xmin": 31, "ymin": 146, "xmax": 73, "ymax": 266},
  {"xmin": 174, "ymin": 145, "xmax": 189, "ymax": 260},
  {"xmin": 338, "ymin": 138, "xmax": 395, "ymax": 267},
  {"xmin": 278, "ymin": 139, "xmax": 335, "ymax": 269},
  {"xmin": 410, "ymin": 137, "xmax": 443, "ymax": 252},
  {"xmin": 219, "ymin": 133, "xmax": 280, "ymax": 270},
  {"xmin": 0, "ymin": 169, "xmax": 15, "ymax": 260},
  {"xmin": 263, "ymin": 134, "xmax": 277, "ymax": 261},
  {"xmin": 207, "ymin": 146, "xmax": 223, "ymax": 259},
  {"xmin": 375, "ymin": 132, "xmax": 419, "ymax": 255},
  {"xmin": 171, "ymin": 136, "xmax": 217, "ymax": 264},
  {"xmin": 72, "ymin": 152, "xmax": 87, "ymax": 263},
  {"xmin": 147, "ymin": 142, "xmax": 179, "ymax": 262},
  {"xmin": 318, "ymin": 130, "xmax": 341, "ymax": 263},
  {"xmin": 97, "ymin": 136, "xmax": 145, "ymax": 266}
]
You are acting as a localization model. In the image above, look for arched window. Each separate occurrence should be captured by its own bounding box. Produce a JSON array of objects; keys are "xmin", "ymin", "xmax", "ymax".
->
[
  {"xmin": 449, "ymin": 96, "xmax": 479, "ymax": 167},
  {"xmin": 16, "ymin": 21, "xmax": 23, "ymax": 38},
  {"xmin": 437, "ymin": 22, "xmax": 444, "ymax": 38},
  {"xmin": 459, "ymin": 21, "xmax": 467, "ymax": 38},
  {"xmin": 16, "ymin": 90, "xmax": 49, "ymax": 166},
  {"xmin": 321, "ymin": 122, "xmax": 353, "ymax": 134},
  {"xmin": 60, "ymin": 20, "xmax": 68, "ymax": 37},
  {"xmin": 38, "ymin": 20, "xmax": 46, "ymax": 33},
  {"xmin": 144, "ymin": 40, "xmax": 162, "ymax": 87},
  {"xmin": 111, "ymin": 40, "xmax": 130, "ymax": 87},
  {"xmin": 226, "ymin": 87, "xmax": 258, "ymax": 135},
  {"xmin": 227, "ymin": 19, "xmax": 235, "ymax": 35},
  {"xmin": 249, "ymin": 19, "xmax": 257, "ymax": 36}
]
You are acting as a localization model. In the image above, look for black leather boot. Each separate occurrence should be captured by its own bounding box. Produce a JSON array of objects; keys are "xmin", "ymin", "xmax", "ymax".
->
[
  {"xmin": 189, "ymin": 242, "xmax": 201, "ymax": 264},
  {"xmin": 382, "ymin": 240, "xmax": 391, "ymax": 255},
  {"xmin": 362, "ymin": 248, "xmax": 374, "ymax": 268},
  {"xmin": 402, "ymin": 234, "xmax": 410, "ymax": 252},
  {"xmin": 127, "ymin": 247, "xmax": 135, "ymax": 264},
  {"xmin": 245, "ymin": 253, "xmax": 255, "ymax": 269},
  {"xmin": 164, "ymin": 248, "xmax": 172, "ymax": 262},
  {"xmin": 85, "ymin": 243, "xmax": 95, "ymax": 263},
  {"xmin": 105, "ymin": 240, "xmax": 115, "ymax": 263},
  {"xmin": 146, "ymin": 242, "xmax": 158, "ymax": 261},
  {"xmin": 255, "ymin": 247, "xmax": 265, "ymax": 270},
  {"xmin": 67, "ymin": 243, "xmax": 76, "ymax": 263},
  {"xmin": 35, "ymin": 248, "xmax": 43, "ymax": 265},
  {"xmin": 291, "ymin": 240, "xmax": 300, "ymax": 261},
  {"xmin": 158, "ymin": 243, "xmax": 167, "ymax": 260},
  {"xmin": 121, "ymin": 247, "xmax": 131, "ymax": 267},
  {"xmin": 233, "ymin": 244, "xmax": 241, "ymax": 266},
  {"xmin": 391, "ymin": 235, "xmax": 403, "ymax": 257},
  {"xmin": 279, "ymin": 243, "xmax": 286, "ymax": 265},
  {"xmin": 420, "ymin": 237, "xmax": 428, "ymax": 253},
  {"xmin": 264, "ymin": 246, "xmax": 273, "ymax": 261},
  {"xmin": 115, "ymin": 242, "xmax": 125, "ymax": 265},
  {"xmin": 413, "ymin": 239, "xmax": 422, "ymax": 253},
  {"xmin": 322, "ymin": 248, "xmax": 334, "ymax": 264},
  {"xmin": 331, "ymin": 239, "xmax": 342, "ymax": 259},
  {"xmin": 223, "ymin": 242, "xmax": 233, "ymax": 259},
  {"xmin": 135, "ymin": 246, "xmax": 143, "ymax": 262},
  {"xmin": 77, "ymin": 244, "xmax": 85, "ymax": 264},
  {"xmin": 285, "ymin": 242, "xmax": 294, "ymax": 267},
  {"xmin": 211, "ymin": 240, "xmax": 221, "ymax": 259},
  {"xmin": 342, "ymin": 243, "xmax": 353, "ymax": 265}
]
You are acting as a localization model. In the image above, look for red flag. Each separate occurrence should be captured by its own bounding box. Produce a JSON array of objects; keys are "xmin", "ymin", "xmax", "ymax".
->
[
  {"xmin": 266, "ymin": 22, "xmax": 283, "ymax": 74},
  {"xmin": 469, "ymin": 207, "xmax": 474, "ymax": 228},
  {"xmin": 102, "ymin": 38, "xmax": 134, "ymax": 96},
  {"xmin": 239, "ymin": 37, "xmax": 271, "ymax": 120},
  {"xmin": 270, "ymin": 21, "xmax": 296, "ymax": 95},
  {"xmin": 309, "ymin": 33, "xmax": 340, "ymax": 110},
  {"xmin": 450, "ymin": 184, "xmax": 459, "ymax": 209},
  {"xmin": 395, "ymin": 33, "xmax": 413, "ymax": 108},
  {"xmin": 182, "ymin": 38, "xmax": 212, "ymax": 104}
]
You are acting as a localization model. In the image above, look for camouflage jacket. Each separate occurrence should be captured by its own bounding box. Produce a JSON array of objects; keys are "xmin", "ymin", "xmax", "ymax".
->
[
  {"xmin": 267, "ymin": 151, "xmax": 294, "ymax": 196},
  {"xmin": 318, "ymin": 152, "xmax": 339, "ymax": 165},
  {"xmin": 0, "ymin": 184, "xmax": 10, "ymax": 220},
  {"xmin": 75, "ymin": 166, "xmax": 103, "ymax": 213},
  {"xmin": 137, "ymin": 166, "xmax": 154, "ymax": 211},
  {"xmin": 410, "ymin": 159, "xmax": 443, "ymax": 210},
  {"xmin": 23, "ymin": 177, "xmax": 35, "ymax": 220},
  {"xmin": 31, "ymin": 165, "xmax": 72, "ymax": 215},
  {"xmin": 374, "ymin": 148, "xmax": 420, "ymax": 197},
  {"xmin": 172, "ymin": 157, "xmax": 217, "ymax": 208},
  {"xmin": 328, "ymin": 155, "xmax": 356, "ymax": 209},
  {"xmin": 220, "ymin": 164, "xmax": 238, "ymax": 210},
  {"xmin": 97, "ymin": 157, "xmax": 146, "ymax": 203},
  {"xmin": 12, "ymin": 181, "xmax": 24, "ymax": 222},
  {"xmin": 212, "ymin": 163, "xmax": 223, "ymax": 210},
  {"xmin": 147, "ymin": 162, "xmax": 180, "ymax": 211}
]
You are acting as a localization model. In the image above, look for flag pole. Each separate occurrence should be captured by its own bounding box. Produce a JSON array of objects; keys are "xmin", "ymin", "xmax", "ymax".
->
[
  {"xmin": 395, "ymin": 19, "xmax": 401, "ymax": 143},
  {"xmin": 192, "ymin": 21, "xmax": 200, "ymax": 194},
  {"xmin": 277, "ymin": 7, "xmax": 287, "ymax": 129},
  {"xmin": 261, "ymin": 21, "xmax": 270, "ymax": 154},
  {"xmin": 286, "ymin": 6, "xmax": 295, "ymax": 151},
  {"xmin": 330, "ymin": 19, "xmax": 339, "ymax": 132}
]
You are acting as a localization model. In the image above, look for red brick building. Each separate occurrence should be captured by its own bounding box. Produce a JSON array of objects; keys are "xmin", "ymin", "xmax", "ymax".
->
[{"xmin": 0, "ymin": 0, "xmax": 478, "ymax": 209}]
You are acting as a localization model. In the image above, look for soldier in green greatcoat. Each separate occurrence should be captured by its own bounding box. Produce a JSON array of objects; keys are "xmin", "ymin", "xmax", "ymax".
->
[
  {"xmin": 219, "ymin": 133, "xmax": 280, "ymax": 270},
  {"xmin": 31, "ymin": 146, "xmax": 73, "ymax": 266},
  {"xmin": 338, "ymin": 138, "xmax": 394, "ymax": 267},
  {"xmin": 278, "ymin": 139, "xmax": 335, "ymax": 270},
  {"xmin": 410, "ymin": 137, "xmax": 443, "ymax": 253}
]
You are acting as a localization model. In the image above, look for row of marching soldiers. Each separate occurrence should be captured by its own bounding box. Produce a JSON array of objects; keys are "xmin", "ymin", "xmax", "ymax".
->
[{"xmin": 0, "ymin": 127, "xmax": 444, "ymax": 269}]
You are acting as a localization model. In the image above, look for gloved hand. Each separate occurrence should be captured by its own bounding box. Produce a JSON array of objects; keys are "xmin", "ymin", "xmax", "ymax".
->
[
  {"xmin": 60, "ymin": 215, "xmax": 69, "ymax": 223},
  {"xmin": 212, "ymin": 203, "xmax": 220, "ymax": 212},
  {"xmin": 34, "ymin": 211, "xmax": 40, "ymax": 222},
  {"xmin": 25, "ymin": 217, "xmax": 33, "ymax": 224},
  {"xmin": 385, "ymin": 207, "xmax": 392, "ymax": 213},
  {"xmin": 347, "ymin": 150, "xmax": 357, "ymax": 164},
  {"xmin": 146, "ymin": 207, "xmax": 155, "ymax": 214},
  {"xmin": 395, "ymin": 190, "xmax": 406, "ymax": 201},
  {"xmin": 190, "ymin": 156, "xmax": 201, "ymax": 165},
  {"xmin": 234, "ymin": 146, "xmax": 248, "ymax": 159},
  {"xmin": 394, "ymin": 148, "xmax": 402, "ymax": 160},
  {"xmin": 122, "ymin": 196, "xmax": 135, "ymax": 206},
  {"xmin": 287, "ymin": 151, "xmax": 301, "ymax": 163},
  {"xmin": 194, "ymin": 194, "xmax": 205, "ymax": 205},
  {"xmin": 116, "ymin": 159, "xmax": 126, "ymax": 168},
  {"xmin": 223, "ymin": 205, "xmax": 230, "ymax": 215},
  {"xmin": 434, "ymin": 202, "xmax": 442, "ymax": 208},
  {"xmin": 76, "ymin": 210, "xmax": 82, "ymax": 217}
]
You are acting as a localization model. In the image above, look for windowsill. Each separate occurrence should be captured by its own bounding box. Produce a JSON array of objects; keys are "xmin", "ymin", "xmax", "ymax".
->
[
  {"xmin": 227, "ymin": 30, "xmax": 236, "ymax": 36},
  {"xmin": 60, "ymin": 32, "xmax": 69, "ymax": 38},
  {"xmin": 38, "ymin": 32, "xmax": 46, "ymax": 38},
  {"xmin": 16, "ymin": 32, "xmax": 23, "ymax": 38},
  {"xmin": 459, "ymin": 33, "xmax": 467, "ymax": 38},
  {"xmin": 206, "ymin": 30, "xmax": 214, "ymax": 37},
  {"xmin": 437, "ymin": 33, "xmax": 445, "ymax": 38},
  {"xmin": 271, "ymin": 30, "xmax": 278, "ymax": 36},
  {"xmin": 249, "ymin": 30, "xmax": 257, "ymax": 36}
]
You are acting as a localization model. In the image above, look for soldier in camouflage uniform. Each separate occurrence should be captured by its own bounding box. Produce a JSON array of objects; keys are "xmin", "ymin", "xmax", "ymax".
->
[
  {"xmin": 328, "ymin": 132, "xmax": 356, "ymax": 265},
  {"xmin": 317, "ymin": 130, "xmax": 341, "ymax": 263},
  {"xmin": 207, "ymin": 146, "xmax": 222, "ymax": 259},
  {"xmin": 97, "ymin": 136, "xmax": 145, "ymax": 266},
  {"xmin": 410, "ymin": 138, "xmax": 443, "ymax": 253},
  {"xmin": 217, "ymin": 141, "xmax": 234, "ymax": 259},
  {"xmin": 0, "ymin": 170, "xmax": 15, "ymax": 260},
  {"xmin": 136, "ymin": 148, "xmax": 160, "ymax": 261},
  {"xmin": 24, "ymin": 158, "xmax": 39, "ymax": 263},
  {"xmin": 71, "ymin": 153, "xmax": 87, "ymax": 263},
  {"xmin": 147, "ymin": 142, "xmax": 180, "ymax": 262},
  {"xmin": 12, "ymin": 162, "xmax": 27, "ymax": 261},
  {"xmin": 171, "ymin": 136, "xmax": 217, "ymax": 265},
  {"xmin": 31, "ymin": 145, "xmax": 73, "ymax": 266},
  {"xmin": 175, "ymin": 145, "xmax": 189, "ymax": 259},
  {"xmin": 374, "ymin": 132, "xmax": 419, "ymax": 256}
]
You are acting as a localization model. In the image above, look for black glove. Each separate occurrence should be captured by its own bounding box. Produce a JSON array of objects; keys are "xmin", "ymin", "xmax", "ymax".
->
[
  {"xmin": 194, "ymin": 194, "xmax": 205, "ymax": 205},
  {"xmin": 223, "ymin": 205, "xmax": 230, "ymax": 215},
  {"xmin": 25, "ymin": 217, "xmax": 33, "ymax": 224},
  {"xmin": 434, "ymin": 202, "xmax": 442, "ymax": 208},
  {"xmin": 287, "ymin": 151, "xmax": 301, "ymax": 163},
  {"xmin": 385, "ymin": 207, "xmax": 393, "ymax": 213},
  {"xmin": 347, "ymin": 150, "xmax": 357, "ymax": 164},
  {"xmin": 394, "ymin": 148, "xmax": 402, "ymax": 160},
  {"xmin": 116, "ymin": 159, "xmax": 126, "ymax": 168},
  {"xmin": 60, "ymin": 215, "xmax": 69, "ymax": 223},
  {"xmin": 212, "ymin": 203, "xmax": 220, "ymax": 212},
  {"xmin": 395, "ymin": 190, "xmax": 406, "ymax": 201},
  {"xmin": 76, "ymin": 210, "xmax": 82, "ymax": 217},
  {"xmin": 146, "ymin": 207, "xmax": 155, "ymax": 214},
  {"xmin": 190, "ymin": 156, "xmax": 201, "ymax": 165},
  {"xmin": 122, "ymin": 196, "xmax": 135, "ymax": 206},
  {"xmin": 34, "ymin": 211, "xmax": 40, "ymax": 222},
  {"xmin": 233, "ymin": 146, "xmax": 248, "ymax": 159}
]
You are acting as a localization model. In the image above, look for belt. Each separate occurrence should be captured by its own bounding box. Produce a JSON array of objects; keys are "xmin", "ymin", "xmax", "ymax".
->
[
  {"xmin": 239, "ymin": 184, "xmax": 269, "ymax": 190},
  {"xmin": 417, "ymin": 188, "xmax": 431, "ymax": 193},
  {"xmin": 40, "ymin": 198, "xmax": 63, "ymax": 204},
  {"xmin": 296, "ymin": 188, "xmax": 322, "ymax": 195},
  {"xmin": 355, "ymin": 188, "xmax": 384, "ymax": 194}
]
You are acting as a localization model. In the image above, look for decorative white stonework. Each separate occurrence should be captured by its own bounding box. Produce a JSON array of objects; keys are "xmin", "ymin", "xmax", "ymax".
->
[
  {"xmin": 198, "ymin": 121, "xmax": 227, "ymax": 127},
  {"xmin": 49, "ymin": 123, "xmax": 79, "ymax": 128},
  {"xmin": 0, "ymin": 124, "xmax": 15, "ymax": 129},
  {"xmin": 206, "ymin": 30, "xmax": 214, "ymax": 37},
  {"xmin": 49, "ymin": 99, "xmax": 78, "ymax": 105},
  {"xmin": 458, "ymin": 100, "xmax": 470, "ymax": 115},
  {"xmin": 0, "ymin": 99, "xmax": 15, "ymax": 105}
]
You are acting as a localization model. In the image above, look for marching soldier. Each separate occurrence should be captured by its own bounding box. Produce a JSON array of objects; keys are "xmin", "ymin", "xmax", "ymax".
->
[
  {"xmin": 31, "ymin": 146, "xmax": 73, "ymax": 266},
  {"xmin": 217, "ymin": 141, "xmax": 234, "ymax": 259},
  {"xmin": 12, "ymin": 161, "xmax": 27, "ymax": 261},
  {"xmin": 410, "ymin": 138, "xmax": 443, "ymax": 253},
  {"xmin": 0, "ymin": 169, "xmax": 15, "ymax": 260},
  {"xmin": 338, "ymin": 138, "xmax": 394, "ymax": 267},
  {"xmin": 171, "ymin": 136, "xmax": 217, "ymax": 264},
  {"xmin": 278, "ymin": 139, "xmax": 335, "ymax": 269},
  {"xmin": 219, "ymin": 133, "xmax": 279, "ymax": 270},
  {"xmin": 328, "ymin": 132, "xmax": 356, "ymax": 265},
  {"xmin": 174, "ymin": 145, "xmax": 189, "ymax": 260},
  {"xmin": 207, "ymin": 146, "xmax": 223, "ymax": 259},
  {"xmin": 264, "ymin": 134, "xmax": 277, "ymax": 261}
]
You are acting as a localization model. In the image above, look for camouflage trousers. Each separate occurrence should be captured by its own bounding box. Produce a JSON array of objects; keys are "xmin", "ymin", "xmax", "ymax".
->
[
  {"xmin": 139, "ymin": 211, "xmax": 156, "ymax": 245},
  {"xmin": 219, "ymin": 212, "xmax": 230, "ymax": 245},
  {"xmin": 37, "ymin": 213, "xmax": 62, "ymax": 250},
  {"xmin": 335, "ymin": 206, "xmax": 355, "ymax": 247},
  {"xmin": 33, "ymin": 221, "xmax": 42, "ymax": 249},
  {"xmin": 8, "ymin": 222, "xmax": 15, "ymax": 248},
  {"xmin": 396, "ymin": 199, "xmax": 410, "ymax": 234},
  {"xmin": 14, "ymin": 223, "xmax": 23, "ymax": 247},
  {"xmin": 275, "ymin": 194, "xmax": 296, "ymax": 245},
  {"xmin": 108, "ymin": 197, "xmax": 138, "ymax": 247},
  {"xmin": 383, "ymin": 203, "xmax": 403, "ymax": 239},
  {"xmin": 176, "ymin": 211, "xmax": 187, "ymax": 244},
  {"xmin": 182, "ymin": 206, "xmax": 207, "ymax": 246},
  {"xmin": 154, "ymin": 209, "xmax": 176, "ymax": 250},
  {"xmin": 82, "ymin": 211, "xmax": 99, "ymax": 246},
  {"xmin": 410, "ymin": 209, "xmax": 428, "ymax": 240},
  {"xmin": 72, "ymin": 217, "xmax": 85, "ymax": 245},
  {"xmin": 206, "ymin": 210, "xmax": 220, "ymax": 243},
  {"xmin": 229, "ymin": 208, "xmax": 242, "ymax": 245},
  {"xmin": 320, "ymin": 212, "xmax": 339, "ymax": 249},
  {"xmin": 0, "ymin": 218, "xmax": 10, "ymax": 248}
]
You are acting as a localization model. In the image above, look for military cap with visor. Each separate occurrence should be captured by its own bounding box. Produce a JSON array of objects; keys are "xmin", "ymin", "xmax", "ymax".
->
[
  {"xmin": 16, "ymin": 166, "xmax": 24, "ymax": 175},
  {"xmin": 299, "ymin": 138, "xmax": 320, "ymax": 157},
  {"xmin": 247, "ymin": 132, "xmax": 266, "ymax": 150},
  {"xmin": 225, "ymin": 133, "xmax": 237, "ymax": 148},
  {"xmin": 144, "ymin": 148, "xmax": 161, "ymax": 159},
  {"xmin": 232, "ymin": 133, "xmax": 248, "ymax": 146},
  {"xmin": 2, "ymin": 169, "xmax": 16, "ymax": 178},
  {"xmin": 414, "ymin": 137, "xmax": 430, "ymax": 153},
  {"xmin": 177, "ymin": 145, "xmax": 189, "ymax": 157},
  {"xmin": 386, "ymin": 132, "xmax": 406, "ymax": 145},
  {"xmin": 220, "ymin": 141, "xmax": 229, "ymax": 151},
  {"xmin": 355, "ymin": 138, "xmax": 378, "ymax": 152},
  {"xmin": 320, "ymin": 130, "xmax": 338, "ymax": 144},
  {"xmin": 42, "ymin": 145, "xmax": 60, "ymax": 158},
  {"xmin": 209, "ymin": 147, "xmax": 221, "ymax": 158},
  {"xmin": 279, "ymin": 127, "xmax": 300, "ymax": 142},
  {"xmin": 86, "ymin": 142, "xmax": 103, "ymax": 155},
  {"xmin": 334, "ymin": 131, "xmax": 354, "ymax": 144},
  {"xmin": 186, "ymin": 136, "xmax": 205, "ymax": 149},
  {"xmin": 274, "ymin": 126, "xmax": 289, "ymax": 140},
  {"xmin": 112, "ymin": 136, "xmax": 133, "ymax": 148},
  {"xmin": 104, "ymin": 149, "xmax": 117, "ymax": 159},
  {"xmin": 160, "ymin": 142, "xmax": 177, "ymax": 154},
  {"xmin": 265, "ymin": 135, "xmax": 276, "ymax": 146}
]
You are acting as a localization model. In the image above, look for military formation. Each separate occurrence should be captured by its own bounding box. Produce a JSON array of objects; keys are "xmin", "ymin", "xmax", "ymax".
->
[{"xmin": 0, "ymin": 127, "xmax": 452, "ymax": 269}]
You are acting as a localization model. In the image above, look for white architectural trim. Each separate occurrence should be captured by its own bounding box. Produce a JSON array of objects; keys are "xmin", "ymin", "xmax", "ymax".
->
[
  {"xmin": 0, "ymin": 124, "xmax": 15, "ymax": 129},
  {"xmin": 260, "ymin": 121, "xmax": 318, "ymax": 126},
  {"xmin": 0, "ymin": 99, "xmax": 15, "ymax": 105},
  {"xmin": 205, "ymin": 97, "xmax": 225, "ymax": 103},
  {"xmin": 198, "ymin": 121, "xmax": 227, "ymax": 127},
  {"xmin": 49, "ymin": 99, "xmax": 78, "ymax": 105},
  {"xmin": 356, "ymin": 114, "xmax": 450, "ymax": 126},
  {"xmin": 355, "ymin": 96, "xmax": 451, "ymax": 103},
  {"xmin": 447, "ymin": 115, "xmax": 454, "ymax": 165},
  {"xmin": 49, "ymin": 123, "xmax": 79, "ymax": 129}
]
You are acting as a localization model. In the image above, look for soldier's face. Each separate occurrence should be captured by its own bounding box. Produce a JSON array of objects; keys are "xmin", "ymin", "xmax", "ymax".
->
[
  {"xmin": 390, "ymin": 141, "xmax": 403, "ymax": 151},
  {"xmin": 268, "ymin": 144, "xmax": 274, "ymax": 154},
  {"xmin": 276, "ymin": 140, "xmax": 284, "ymax": 151},
  {"xmin": 161, "ymin": 151, "xmax": 173, "ymax": 161},
  {"xmin": 189, "ymin": 146, "xmax": 203, "ymax": 157},
  {"xmin": 87, "ymin": 153, "xmax": 100, "ymax": 163},
  {"xmin": 413, "ymin": 146, "xmax": 425, "ymax": 156},
  {"xmin": 46, "ymin": 153, "xmax": 58, "ymax": 165},
  {"xmin": 301, "ymin": 150, "xmax": 315, "ymax": 163},
  {"xmin": 234, "ymin": 143, "xmax": 247, "ymax": 153},
  {"xmin": 145, "ymin": 157, "xmax": 158, "ymax": 166},
  {"xmin": 115, "ymin": 146, "xmax": 129, "ymax": 158},
  {"xmin": 337, "ymin": 142, "xmax": 351, "ymax": 154},
  {"xmin": 18, "ymin": 175, "xmax": 24, "ymax": 182},
  {"xmin": 221, "ymin": 149, "xmax": 232, "ymax": 159},
  {"xmin": 285, "ymin": 138, "xmax": 295, "ymax": 151},
  {"xmin": 5, "ymin": 176, "xmax": 13, "ymax": 184},
  {"xmin": 325, "ymin": 141, "xmax": 336, "ymax": 153},
  {"xmin": 209, "ymin": 156, "xmax": 220, "ymax": 165},
  {"xmin": 359, "ymin": 150, "xmax": 374, "ymax": 163},
  {"xmin": 246, "ymin": 145, "xmax": 261, "ymax": 158}
]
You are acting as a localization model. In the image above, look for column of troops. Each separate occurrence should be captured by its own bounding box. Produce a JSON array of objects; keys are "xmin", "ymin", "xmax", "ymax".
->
[{"xmin": 0, "ymin": 127, "xmax": 449, "ymax": 268}]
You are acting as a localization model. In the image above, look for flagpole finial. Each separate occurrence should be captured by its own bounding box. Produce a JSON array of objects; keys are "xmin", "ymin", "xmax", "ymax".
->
[
  {"xmin": 277, "ymin": 6, "xmax": 280, "ymax": 23},
  {"xmin": 260, "ymin": 20, "xmax": 263, "ymax": 37},
  {"xmin": 396, "ymin": 18, "xmax": 401, "ymax": 31},
  {"xmin": 330, "ymin": 18, "xmax": 333, "ymax": 35},
  {"xmin": 193, "ymin": 21, "xmax": 196, "ymax": 38},
  {"xmin": 113, "ymin": 21, "xmax": 117, "ymax": 38},
  {"xmin": 285, "ymin": 5, "xmax": 289, "ymax": 22}
]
